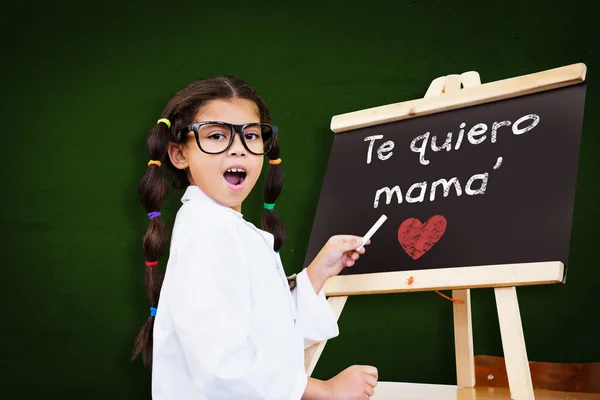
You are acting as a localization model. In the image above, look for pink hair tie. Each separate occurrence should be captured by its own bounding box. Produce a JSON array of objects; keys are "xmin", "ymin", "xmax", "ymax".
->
[{"xmin": 145, "ymin": 261, "xmax": 158, "ymax": 267}]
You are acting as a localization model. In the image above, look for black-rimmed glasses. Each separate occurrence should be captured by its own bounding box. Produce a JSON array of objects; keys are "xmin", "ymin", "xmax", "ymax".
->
[{"xmin": 178, "ymin": 121, "xmax": 278, "ymax": 155}]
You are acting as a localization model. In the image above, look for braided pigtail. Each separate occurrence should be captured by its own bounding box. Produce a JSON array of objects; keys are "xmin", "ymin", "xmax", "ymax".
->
[
  {"xmin": 262, "ymin": 136, "xmax": 285, "ymax": 252},
  {"xmin": 131, "ymin": 118, "xmax": 171, "ymax": 368}
]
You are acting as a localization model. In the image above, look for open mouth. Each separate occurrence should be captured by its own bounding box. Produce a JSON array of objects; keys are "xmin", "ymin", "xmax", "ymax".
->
[{"xmin": 223, "ymin": 167, "xmax": 247, "ymax": 187}]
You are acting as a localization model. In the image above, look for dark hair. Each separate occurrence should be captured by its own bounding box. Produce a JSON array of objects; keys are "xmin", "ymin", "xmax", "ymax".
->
[{"xmin": 131, "ymin": 76, "xmax": 285, "ymax": 368}]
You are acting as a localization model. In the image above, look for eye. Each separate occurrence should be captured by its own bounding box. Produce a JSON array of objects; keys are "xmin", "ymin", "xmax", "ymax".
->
[
  {"xmin": 244, "ymin": 127, "xmax": 262, "ymax": 141},
  {"xmin": 199, "ymin": 124, "xmax": 230, "ymax": 140},
  {"xmin": 208, "ymin": 133, "xmax": 227, "ymax": 140}
]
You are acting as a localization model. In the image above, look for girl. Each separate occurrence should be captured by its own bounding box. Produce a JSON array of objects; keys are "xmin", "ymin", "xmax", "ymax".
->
[{"xmin": 132, "ymin": 76, "xmax": 378, "ymax": 400}]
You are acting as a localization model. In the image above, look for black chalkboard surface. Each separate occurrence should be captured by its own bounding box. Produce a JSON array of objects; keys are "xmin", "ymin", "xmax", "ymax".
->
[{"xmin": 305, "ymin": 83, "xmax": 587, "ymax": 277}]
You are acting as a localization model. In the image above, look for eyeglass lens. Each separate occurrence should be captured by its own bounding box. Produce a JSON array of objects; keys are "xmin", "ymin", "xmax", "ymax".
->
[{"xmin": 197, "ymin": 123, "xmax": 274, "ymax": 154}]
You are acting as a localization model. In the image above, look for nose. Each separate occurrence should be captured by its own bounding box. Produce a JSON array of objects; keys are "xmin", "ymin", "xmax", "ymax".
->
[{"xmin": 227, "ymin": 131, "xmax": 247, "ymax": 157}]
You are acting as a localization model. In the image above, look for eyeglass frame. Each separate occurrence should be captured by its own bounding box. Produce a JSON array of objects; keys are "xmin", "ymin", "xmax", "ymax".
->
[{"xmin": 177, "ymin": 121, "xmax": 278, "ymax": 155}]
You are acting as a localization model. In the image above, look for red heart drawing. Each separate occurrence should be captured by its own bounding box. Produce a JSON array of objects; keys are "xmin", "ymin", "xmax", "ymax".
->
[{"xmin": 398, "ymin": 215, "xmax": 447, "ymax": 260}]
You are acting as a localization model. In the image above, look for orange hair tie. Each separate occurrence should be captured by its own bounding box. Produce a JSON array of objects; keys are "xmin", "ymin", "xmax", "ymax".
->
[
  {"xmin": 148, "ymin": 160, "xmax": 162, "ymax": 167},
  {"xmin": 269, "ymin": 158, "xmax": 282, "ymax": 165}
]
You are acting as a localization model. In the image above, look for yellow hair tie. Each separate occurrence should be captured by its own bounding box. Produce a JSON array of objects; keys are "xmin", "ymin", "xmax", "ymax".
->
[
  {"xmin": 269, "ymin": 158, "xmax": 282, "ymax": 165},
  {"xmin": 157, "ymin": 118, "xmax": 171, "ymax": 128},
  {"xmin": 148, "ymin": 160, "xmax": 162, "ymax": 167}
]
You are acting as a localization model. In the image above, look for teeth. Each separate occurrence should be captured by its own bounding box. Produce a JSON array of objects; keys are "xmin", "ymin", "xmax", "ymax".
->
[{"xmin": 227, "ymin": 168, "xmax": 246, "ymax": 173}]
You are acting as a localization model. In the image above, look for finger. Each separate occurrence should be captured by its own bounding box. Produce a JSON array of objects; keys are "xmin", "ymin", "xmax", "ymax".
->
[
  {"xmin": 356, "ymin": 239, "xmax": 371, "ymax": 252},
  {"xmin": 358, "ymin": 239, "xmax": 372, "ymax": 248},
  {"xmin": 366, "ymin": 375, "xmax": 378, "ymax": 387},
  {"xmin": 361, "ymin": 365, "xmax": 378, "ymax": 379},
  {"xmin": 336, "ymin": 234, "xmax": 364, "ymax": 242},
  {"xmin": 350, "ymin": 252, "xmax": 360, "ymax": 261},
  {"xmin": 352, "ymin": 249, "xmax": 365, "ymax": 258},
  {"xmin": 365, "ymin": 385, "xmax": 375, "ymax": 397},
  {"xmin": 335, "ymin": 235, "xmax": 364, "ymax": 251},
  {"xmin": 342, "ymin": 254, "xmax": 355, "ymax": 265},
  {"xmin": 345, "ymin": 259, "xmax": 355, "ymax": 267},
  {"xmin": 345, "ymin": 256, "xmax": 358, "ymax": 265},
  {"xmin": 344, "ymin": 248, "xmax": 363, "ymax": 258}
]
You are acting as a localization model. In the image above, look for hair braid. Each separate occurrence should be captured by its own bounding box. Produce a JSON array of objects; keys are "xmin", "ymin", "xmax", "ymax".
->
[
  {"xmin": 131, "ymin": 121, "xmax": 170, "ymax": 368},
  {"xmin": 262, "ymin": 136, "xmax": 285, "ymax": 251}
]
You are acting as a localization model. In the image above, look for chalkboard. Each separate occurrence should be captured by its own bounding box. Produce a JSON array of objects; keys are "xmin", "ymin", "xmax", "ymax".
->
[{"xmin": 305, "ymin": 79, "xmax": 587, "ymax": 278}]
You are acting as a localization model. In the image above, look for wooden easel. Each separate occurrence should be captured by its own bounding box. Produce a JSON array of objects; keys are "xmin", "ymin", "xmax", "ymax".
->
[{"xmin": 304, "ymin": 63, "xmax": 586, "ymax": 400}]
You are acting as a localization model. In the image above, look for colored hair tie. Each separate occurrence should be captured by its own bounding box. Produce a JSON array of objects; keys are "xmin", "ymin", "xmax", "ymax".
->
[
  {"xmin": 269, "ymin": 158, "xmax": 282, "ymax": 165},
  {"xmin": 150, "ymin": 307, "xmax": 157, "ymax": 317},
  {"xmin": 157, "ymin": 118, "xmax": 171, "ymax": 128},
  {"xmin": 145, "ymin": 261, "xmax": 158, "ymax": 267},
  {"xmin": 148, "ymin": 211, "xmax": 161, "ymax": 219},
  {"xmin": 148, "ymin": 160, "xmax": 162, "ymax": 167},
  {"xmin": 264, "ymin": 203, "xmax": 275, "ymax": 210}
]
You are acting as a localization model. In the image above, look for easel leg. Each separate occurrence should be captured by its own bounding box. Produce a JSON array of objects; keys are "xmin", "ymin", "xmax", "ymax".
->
[
  {"xmin": 304, "ymin": 296, "xmax": 348, "ymax": 376},
  {"xmin": 494, "ymin": 287, "xmax": 534, "ymax": 400},
  {"xmin": 453, "ymin": 289, "xmax": 475, "ymax": 387},
  {"xmin": 427, "ymin": 74, "xmax": 477, "ymax": 389}
]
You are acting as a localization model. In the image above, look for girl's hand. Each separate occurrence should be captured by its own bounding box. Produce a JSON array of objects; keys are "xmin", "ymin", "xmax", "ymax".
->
[
  {"xmin": 307, "ymin": 235, "xmax": 369, "ymax": 293},
  {"xmin": 327, "ymin": 365, "xmax": 379, "ymax": 400}
]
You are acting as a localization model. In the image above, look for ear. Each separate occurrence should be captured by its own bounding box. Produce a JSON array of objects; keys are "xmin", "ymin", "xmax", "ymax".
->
[{"xmin": 168, "ymin": 142, "xmax": 188, "ymax": 170}]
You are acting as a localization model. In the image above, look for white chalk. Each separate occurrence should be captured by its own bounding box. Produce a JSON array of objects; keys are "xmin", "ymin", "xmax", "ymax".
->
[{"xmin": 357, "ymin": 214, "xmax": 387, "ymax": 250}]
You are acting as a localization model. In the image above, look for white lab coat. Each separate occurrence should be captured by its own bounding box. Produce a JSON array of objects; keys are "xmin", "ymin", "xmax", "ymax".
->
[{"xmin": 152, "ymin": 185, "xmax": 339, "ymax": 400}]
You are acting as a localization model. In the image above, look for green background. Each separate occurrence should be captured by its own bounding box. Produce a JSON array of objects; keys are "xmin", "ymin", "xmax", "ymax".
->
[{"xmin": 1, "ymin": 0, "xmax": 599, "ymax": 398}]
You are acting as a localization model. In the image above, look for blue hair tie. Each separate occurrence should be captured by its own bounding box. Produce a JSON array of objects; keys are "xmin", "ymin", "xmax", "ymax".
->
[
  {"xmin": 150, "ymin": 307, "xmax": 157, "ymax": 317},
  {"xmin": 148, "ymin": 212, "xmax": 161, "ymax": 219}
]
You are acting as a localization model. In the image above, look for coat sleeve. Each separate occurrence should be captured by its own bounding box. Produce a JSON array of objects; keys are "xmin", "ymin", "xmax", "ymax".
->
[
  {"xmin": 291, "ymin": 268, "xmax": 340, "ymax": 349},
  {"xmin": 167, "ymin": 216, "xmax": 307, "ymax": 400}
]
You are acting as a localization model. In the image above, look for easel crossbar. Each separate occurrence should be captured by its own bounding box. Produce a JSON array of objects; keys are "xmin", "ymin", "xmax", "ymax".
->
[{"xmin": 323, "ymin": 261, "xmax": 564, "ymax": 297}]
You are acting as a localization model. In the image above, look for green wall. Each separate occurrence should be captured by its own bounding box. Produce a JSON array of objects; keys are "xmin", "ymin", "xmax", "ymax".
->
[{"xmin": 1, "ymin": 0, "xmax": 599, "ymax": 398}]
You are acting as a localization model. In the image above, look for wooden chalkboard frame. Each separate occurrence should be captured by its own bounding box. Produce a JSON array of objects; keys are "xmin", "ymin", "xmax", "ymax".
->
[
  {"xmin": 330, "ymin": 63, "xmax": 586, "ymax": 133},
  {"xmin": 322, "ymin": 63, "xmax": 586, "ymax": 296},
  {"xmin": 304, "ymin": 63, "xmax": 587, "ymax": 400}
]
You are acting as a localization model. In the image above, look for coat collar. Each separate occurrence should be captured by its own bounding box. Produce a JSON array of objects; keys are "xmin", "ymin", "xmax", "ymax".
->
[
  {"xmin": 180, "ymin": 185, "xmax": 275, "ymax": 250},
  {"xmin": 181, "ymin": 185, "xmax": 244, "ymax": 218}
]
